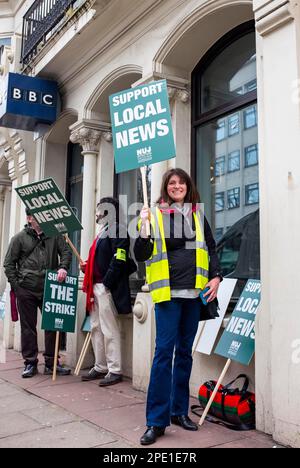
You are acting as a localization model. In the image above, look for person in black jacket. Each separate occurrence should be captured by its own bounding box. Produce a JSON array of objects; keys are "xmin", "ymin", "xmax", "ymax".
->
[
  {"xmin": 134, "ymin": 168, "xmax": 222, "ymax": 445},
  {"xmin": 4, "ymin": 208, "xmax": 72, "ymax": 378},
  {"xmin": 81, "ymin": 197, "xmax": 134, "ymax": 386}
]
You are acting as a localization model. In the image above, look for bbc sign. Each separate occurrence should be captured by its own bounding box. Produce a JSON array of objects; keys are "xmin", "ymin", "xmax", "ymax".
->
[{"xmin": 0, "ymin": 73, "xmax": 59, "ymax": 131}]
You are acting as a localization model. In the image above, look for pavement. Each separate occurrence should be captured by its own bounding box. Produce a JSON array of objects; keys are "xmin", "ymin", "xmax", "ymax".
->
[{"xmin": 0, "ymin": 349, "xmax": 284, "ymax": 449}]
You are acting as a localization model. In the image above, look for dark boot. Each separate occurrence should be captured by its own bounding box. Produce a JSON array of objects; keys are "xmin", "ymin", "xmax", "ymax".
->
[
  {"xmin": 98, "ymin": 372, "xmax": 122, "ymax": 387},
  {"xmin": 171, "ymin": 415, "xmax": 198, "ymax": 431},
  {"xmin": 81, "ymin": 368, "xmax": 107, "ymax": 381},
  {"xmin": 22, "ymin": 363, "xmax": 38, "ymax": 379},
  {"xmin": 140, "ymin": 426, "xmax": 165, "ymax": 445},
  {"xmin": 44, "ymin": 365, "xmax": 71, "ymax": 376}
]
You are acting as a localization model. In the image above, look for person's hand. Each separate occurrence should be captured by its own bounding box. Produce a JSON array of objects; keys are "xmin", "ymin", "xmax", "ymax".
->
[
  {"xmin": 140, "ymin": 207, "xmax": 151, "ymax": 225},
  {"xmin": 203, "ymin": 277, "xmax": 221, "ymax": 303},
  {"xmin": 80, "ymin": 261, "xmax": 87, "ymax": 273},
  {"xmin": 57, "ymin": 268, "xmax": 67, "ymax": 283}
]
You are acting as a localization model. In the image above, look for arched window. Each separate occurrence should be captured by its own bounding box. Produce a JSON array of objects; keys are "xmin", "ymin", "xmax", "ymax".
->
[{"xmin": 192, "ymin": 21, "xmax": 260, "ymax": 279}]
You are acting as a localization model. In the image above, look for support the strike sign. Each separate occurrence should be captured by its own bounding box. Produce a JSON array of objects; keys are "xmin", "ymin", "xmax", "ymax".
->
[
  {"xmin": 199, "ymin": 279, "xmax": 261, "ymax": 426},
  {"xmin": 41, "ymin": 271, "xmax": 78, "ymax": 381},
  {"xmin": 109, "ymin": 80, "xmax": 175, "ymax": 174},
  {"xmin": 15, "ymin": 178, "xmax": 83, "ymax": 238}
]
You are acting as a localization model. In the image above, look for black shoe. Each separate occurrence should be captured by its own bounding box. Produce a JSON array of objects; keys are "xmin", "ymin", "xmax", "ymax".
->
[
  {"xmin": 140, "ymin": 426, "xmax": 165, "ymax": 445},
  {"xmin": 98, "ymin": 372, "xmax": 122, "ymax": 387},
  {"xmin": 81, "ymin": 368, "xmax": 107, "ymax": 381},
  {"xmin": 44, "ymin": 365, "xmax": 71, "ymax": 376},
  {"xmin": 22, "ymin": 364, "xmax": 38, "ymax": 379},
  {"xmin": 171, "ymin": 415, "xmax": 198, "ymax": 431}
]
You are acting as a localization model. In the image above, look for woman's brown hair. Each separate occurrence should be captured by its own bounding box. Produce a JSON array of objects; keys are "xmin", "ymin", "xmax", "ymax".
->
[{"xmin": 157, "ymin": 168, "xmax": 200, "ymax": 205}]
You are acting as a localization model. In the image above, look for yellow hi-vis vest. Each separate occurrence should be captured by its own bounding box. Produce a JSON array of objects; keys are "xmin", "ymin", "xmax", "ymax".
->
[{"xmin": 141, "ymin": 207, "xmax": 209, "ymax": 304}]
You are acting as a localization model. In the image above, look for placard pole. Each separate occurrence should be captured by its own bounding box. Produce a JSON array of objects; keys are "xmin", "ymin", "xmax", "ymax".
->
[
  {"xmin": 74, "ymin": 333, "xmax": 92, "ymax": 376},
  {"xmin": 199, "ymin": 358, "xmax": 232, "ymax": 426},
  {"xmin": 140, "ymin": 166, "xmax": 150, "ymax": 237},
  {"xmin": 64, "ymin": 234, "xmax": 83, "ymax": 264},
  {"xmin": 52, "ymin": 332, "xmax": 60, "ymax": 382}
]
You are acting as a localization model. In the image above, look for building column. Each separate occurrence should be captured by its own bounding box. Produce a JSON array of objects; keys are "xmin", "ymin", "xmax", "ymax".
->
[
  {"xmin": 167, "ymin": 80, "xmax": 191, "ymax": 173},
  {"xmin": 3, "ymin": 149, "xmax": 18, "ymax": 349},
  {"xmin": 70, "ymin": 119, "xmax": 102, "ymax": 260},
  {"xmin": 254, "ymin": 0, "xmax": 300, "ymax": 448}
]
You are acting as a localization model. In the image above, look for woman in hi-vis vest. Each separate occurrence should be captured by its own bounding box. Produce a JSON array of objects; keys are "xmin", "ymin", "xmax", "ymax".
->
[{"xmin": 134, "ymin": 168, "xmax": 222, "ymax": 446}]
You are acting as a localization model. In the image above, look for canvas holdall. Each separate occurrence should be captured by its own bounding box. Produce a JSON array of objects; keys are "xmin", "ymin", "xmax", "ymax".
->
[{"xmin": 191, "ymin": 374, "xmax": 255, "ymax": 431}]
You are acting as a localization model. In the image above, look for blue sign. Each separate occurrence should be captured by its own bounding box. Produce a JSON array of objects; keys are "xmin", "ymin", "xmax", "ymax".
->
[{"xmin": 0, "ymin": 73, "xmax": 59, "ymax": 131}]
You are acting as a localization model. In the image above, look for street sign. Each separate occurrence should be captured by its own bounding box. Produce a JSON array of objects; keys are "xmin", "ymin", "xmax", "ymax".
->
[
  {"xmin": 109, "ymin": 79, "xmax": 176, "ymax": 173},
  {"xmin": 15, "ymin": 178, "xmax": 83, "ymax": 237},
  {"xmin": 214, "ymin": 279, "xmax": 261, "ymax": 365},
  {"xmin": 0, "ymin": 73, "xmax": 59, "ymax": 131},
  {"xmin": 41, "ymin": 270, "xmax": 78, "ymax": 333}
]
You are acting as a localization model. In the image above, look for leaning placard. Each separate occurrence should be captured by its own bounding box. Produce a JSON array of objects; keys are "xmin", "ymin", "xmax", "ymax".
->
[
  {"xmin": 109, "ymin": 79, "xmax": 176, "ymax": 173},
  {"xmin": 15, "ymin": 178, "xmax": 83, "ymax": 237},
  {"xmin": 41, "ymin": 270, "xmax": 78, "ymax": 334},
  {"xmin": 214, "ymin": 279, "xmax": 261, "ymax": 365}
]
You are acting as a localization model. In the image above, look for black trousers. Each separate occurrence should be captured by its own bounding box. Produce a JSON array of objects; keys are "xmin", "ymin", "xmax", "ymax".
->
[{"xmin": 16, "ymin": 287, "xmax": 58, "ymax": 367}]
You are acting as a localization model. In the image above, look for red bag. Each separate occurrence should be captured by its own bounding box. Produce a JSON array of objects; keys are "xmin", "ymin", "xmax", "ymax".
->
[
  {"xmin": 10, "ymin": 290, "xmax": 19, "ymax": 322},
  {"xmin": 192, "ymin": 374, "xmax": 255, "ymax": 431}
]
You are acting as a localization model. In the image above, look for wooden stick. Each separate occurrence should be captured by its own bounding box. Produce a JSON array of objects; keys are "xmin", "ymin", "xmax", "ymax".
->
[
  {"xmin": 199, "ymin": 359, "xmax": 232, "ymax": 426},
  {"xmin": 64, "ymin": 234, "xmax": 83, "ymax": 264},
  {"xmin": 74, "ymin": 333, "xmax": 91, "ymax": 376},
  {"xmin": 140, "ymin": 166, "xmax": 150, "ymax": 237},
  {"xmin": 192, "ymin": 322, "xmax": 205, "ymax": 358},
  {"xmin": 52, "ymin": 332, "xmax": 60, "ymax": 382}
]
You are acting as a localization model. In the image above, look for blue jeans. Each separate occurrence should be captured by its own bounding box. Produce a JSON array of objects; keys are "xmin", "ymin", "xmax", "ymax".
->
[{"xmin": 146, "ymin": 297, "xmax": 201, "ymax": 427}]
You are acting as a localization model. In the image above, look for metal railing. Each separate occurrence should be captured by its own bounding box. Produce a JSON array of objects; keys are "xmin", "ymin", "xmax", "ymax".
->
[{"xmin": 21, "ymin": 0, "xmax": 81, "ymax": 65}]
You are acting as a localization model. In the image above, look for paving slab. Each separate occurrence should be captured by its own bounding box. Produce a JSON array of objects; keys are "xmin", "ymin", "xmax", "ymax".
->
[
  {"xmin": 0, "ymin": 421, "xmax": 117, "ymax": 448},
  {"xmin": 214, "ymin": 438, "xmax": 280, "ymax": 448},
  {"xmin": 22, "ymin": 404, "xmax": 81, "ymax": 427},
  {"xmin": 0, "ymin": 382, "xmax": 24, "ymax": 397},
  {"xmin": 0, "ymin": 412, "xmax": 42, "ymax": 438},
  {"xmin": 28, "ymin": 382, "xmax": 145, "ymax": 417},
  {"xmin": 0, "ymin": 392, "xmax": 48, "ymax": 416}
]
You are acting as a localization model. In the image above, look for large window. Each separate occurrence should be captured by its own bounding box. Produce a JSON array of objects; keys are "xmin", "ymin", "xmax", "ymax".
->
[
  {"xmin": 193, "ymin": 22, "xmax": 260, "ymax": 280},
  {"xmin": 66, "ymin": 143, "xmax": 83, "ymax": 276}
]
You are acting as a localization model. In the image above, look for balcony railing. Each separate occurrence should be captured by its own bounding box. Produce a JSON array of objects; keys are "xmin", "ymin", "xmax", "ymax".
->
[{"xmin": 21, "ymin": 0, "xmax": 85, "ymax": 65}]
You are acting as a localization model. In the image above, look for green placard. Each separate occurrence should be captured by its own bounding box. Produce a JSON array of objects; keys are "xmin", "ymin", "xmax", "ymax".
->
[
  {"xmin": 15, "ymin": 178, "xmax": 83, "ymax": 237},
  {"xmin": 41, "ymin": 270, "xmax": 78, "ymax": 333},
  {"xmin": 214, "ymin": 279, "xmax": 261, "ymax": 365},
  {"xmin": 109, "ymin": 79, "xmax": 176, "ymax": 173}
]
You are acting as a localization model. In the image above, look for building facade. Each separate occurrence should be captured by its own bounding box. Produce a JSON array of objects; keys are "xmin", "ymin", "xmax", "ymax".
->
[{"xmin": 0, "ymin": 0, "xmax": 300, "ymax": 447}]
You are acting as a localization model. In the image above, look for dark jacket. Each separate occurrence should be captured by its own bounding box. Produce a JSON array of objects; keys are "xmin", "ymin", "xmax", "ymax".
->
[
  {"xmin": 134, "ymin": 210, "xmax": 221, "ymax": 321},
  {"xmin": 134, "ymin": 212, "xmax": 222, "ymax": 286},
  {"xmin": 96, "ymin": 223, "xmax": 135, "ymax": 315},
  {"xmin": 3, "ymin": 226, "xmax": 72, "ymax": 294}
]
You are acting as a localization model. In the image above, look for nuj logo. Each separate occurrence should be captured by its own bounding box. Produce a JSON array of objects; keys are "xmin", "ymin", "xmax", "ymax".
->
[{"xmin": 137, "ymin": 146, "xmax": 152, "ymax": 163}]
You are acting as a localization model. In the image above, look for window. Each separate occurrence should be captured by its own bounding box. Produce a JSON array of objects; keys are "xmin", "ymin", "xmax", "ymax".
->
[
  {"xmin": 228, "ymin": 151, "xmax": 240, "ymax": 172},
  {"xmin": 215, "ymin": 228, "xmax": 224, "ymax": 242},
  {"xmin": 227, "ymin": 187, "xmax": 240, "ymax": 209},
  {"xmin": 245, "ymin": 79, "xmax": 257, "ymax": 93},
  {"xmin": 228, "ymin": 114, "xmax": 239, "ymax": 136},
  {"xmin": 215, "ymin": 192, "xmax": 225, "ymax": 212},
  {"xmin": 66, "ymin": 143, "xmax": 83, "ymax": 277},
  {"xmin": 245, "ymin": 183, "xmax": 259, "ymax": 205},
  {"xmin": 215, "ymin": 156, "xmax": 226, "ymax": 176},
  {"xmin": 216, "ymin": 120, "xmax": 226, "ymax": 141},
  {"xmin": 244, "ymin": 105, "xmax": 257, "ymax": 129},
  {"xmin": 193, "ymin": 23, "xmax": 260, "ymax": 280},
  {"xmin": 245, "ymin": 144, "xmax": 258, "ymax": 167}
]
